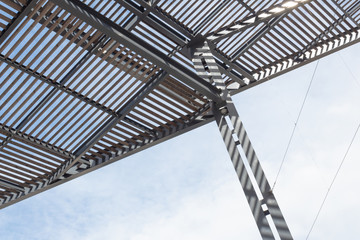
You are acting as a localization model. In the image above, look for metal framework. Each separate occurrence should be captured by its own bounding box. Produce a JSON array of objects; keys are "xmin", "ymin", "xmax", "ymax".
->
[{"xmin": 0, "ymin": 0, "xmax": 360, "ymax": 238}]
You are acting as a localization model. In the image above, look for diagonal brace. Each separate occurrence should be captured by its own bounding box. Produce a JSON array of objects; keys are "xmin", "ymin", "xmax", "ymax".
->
[
  {"xmin": 50, "ymin": 71, "xmax": 169, "ymax": 182},
  {"xmin": 51, "ymin": 0, "xmax": 223, "ymax": 104},
  {"xmin": 206, "ymin": 0, "xmax": 311, "ymax": 42}
]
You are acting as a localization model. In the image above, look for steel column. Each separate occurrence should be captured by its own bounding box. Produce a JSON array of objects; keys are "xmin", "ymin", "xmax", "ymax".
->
[{"xmin": 192, "ymin": 42, "xmax": 293, "ymax": 240}]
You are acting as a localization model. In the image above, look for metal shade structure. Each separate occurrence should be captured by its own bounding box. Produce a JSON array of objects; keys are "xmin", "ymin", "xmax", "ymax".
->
[{"xmin": 0, "ymin": 0, "xmax": 360, "ymax": 238}]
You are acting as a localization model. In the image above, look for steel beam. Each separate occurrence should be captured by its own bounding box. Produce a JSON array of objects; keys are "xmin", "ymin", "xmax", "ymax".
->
[
  {"xmin": 206, "ymin": 0, "xmax": 311, "ymax": 42},
  {"xmin": 9, "ymin": 2, "xmax": 142, "ymax": 151},
  {"xmin": 0, "ymin": 54, "xmax": 154, "ymax": 139},
  {"xmin": 294, "ymin": 1, "xmax": 360, "ymax": 61},
  {"xmin": 52, "ymin": 0, "xmax": 223, "ymax": 104},
  {"xmin": 13, "ymin": 35, "xmax": 109, "ymax": 135},
  {"xmin": 230, "ymin": 14, "xmax": 287, "ymax": 61},
  {"xmin": 12, "ymin": 0, "xmax": 249, "ymax": 95},
  {"xmin": 236, "ymin": 0, "xmax": 256, "ymax": 15},
  {"xmin": 0, "ymin": 54, "xmax": 115, "ymax": 115},
  {"xmin": 128, "ymin": 0, "xmax": 193, "ymax": 39},
  {"xmin": 119, "ymin": 0, "xmax": 190, "ymax": 44},
  {"xmin": 229, "ymin": 27, "xmax": 360, "ymax": 94},
  {"xmin": 330, "ymin": 0, "xmax": 360, "ymax": 28},
  {"xmin": 50, "ymin": 71, "xmax": 169, "ymax": 182},
  {"xmin": 192, "ymin": 42, "xmax": 293, "ymax": 240},
  {"xmin": 0, "ymin": 111, "xmax": 214, "ymax": 209},
  {"xmin": 0, "ymin": 179, "xmax": 24, "ymax": 192},
  {"xmin": 206, "ymin": 41, "xmax": 255, "ymax": 82}
]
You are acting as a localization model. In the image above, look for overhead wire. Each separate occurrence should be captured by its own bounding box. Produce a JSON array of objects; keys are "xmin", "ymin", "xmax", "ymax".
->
[
  {"xmin": 306, "ymin": 122, "xmax": 360, "ymax": 239},
  {"xmin": 306, "ymin": 46, "xmax": 360, "ymax": 240},
  {"xmin": 272, "ymin": 60, "xmax": 320, "ymax": 191}
]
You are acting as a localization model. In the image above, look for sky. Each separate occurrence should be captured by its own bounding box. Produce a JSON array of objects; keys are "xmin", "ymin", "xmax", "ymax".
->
[{"xmin": 0, "ymin": 38, "xmax": 360, "ymax": 240}]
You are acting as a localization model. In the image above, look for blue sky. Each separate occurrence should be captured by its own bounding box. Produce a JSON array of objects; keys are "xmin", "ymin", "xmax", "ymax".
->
[{"xmin": 1, "ymin": 36, "xmax": 360, "ymax": 240}]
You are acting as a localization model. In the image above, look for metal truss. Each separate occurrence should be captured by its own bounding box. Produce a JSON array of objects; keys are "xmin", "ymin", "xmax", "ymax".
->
[{"xmin": 1, "ymin": 0, "xmax": 360, "ymax": 238}]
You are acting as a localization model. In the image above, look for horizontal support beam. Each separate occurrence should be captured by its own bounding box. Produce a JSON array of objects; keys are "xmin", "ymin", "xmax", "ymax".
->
[
  {"xmin": 0, "ymin": 179, "xmax": 24, "ymax": 192},
  {"xmin": 330, "ymin": 0, "xmax": 360, "ymax": 28},
  {"xmin": 120, "ymin": 0, "xmax": 191, "ymax": 43}
]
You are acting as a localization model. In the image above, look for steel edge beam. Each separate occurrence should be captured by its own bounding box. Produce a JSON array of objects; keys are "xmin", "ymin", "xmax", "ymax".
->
[
  {"xmin": 229, "ymin": 28, "xmax": 360, "ymax": 95},
  {"xmin": 0, "ymin": 115, "xmax": 214, "ymax": 210}
]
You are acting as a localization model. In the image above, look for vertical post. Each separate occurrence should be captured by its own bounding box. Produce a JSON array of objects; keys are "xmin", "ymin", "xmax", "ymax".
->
[{"xmin": 192, "ymin": 41, "xmax": 293, "ymax": 240}]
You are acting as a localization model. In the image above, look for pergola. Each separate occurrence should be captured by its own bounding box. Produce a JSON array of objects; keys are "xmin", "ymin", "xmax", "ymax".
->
[{"xmin": 0, "ymin": 0, "xmax": 359, "ymax": 239}]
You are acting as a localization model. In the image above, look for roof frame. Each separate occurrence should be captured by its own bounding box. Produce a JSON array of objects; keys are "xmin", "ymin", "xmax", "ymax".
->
[
  {"xmin": 0, "ymin": 54, "xmax": 155, "ymax": 137},
  {"xmin": 230, "ymin": 13, "xmax": 289, "ymax": 61},
  {"xmin": 294, "ymin": 1, "xmax": 360, "ymax": 61},
  {"xmin": 51, "ymin": 71, "xmax": 169, "ymax": 181},
  {"xmin": 52, "ymin": 0, "xmax": 223, "ymax": 104},
  {"xmin": 206, "ymin": 0, "xmax": 312, "ymax": 42},
  {"xmin": 0, "ymin": 0, "xmax": 38, "ymax": 44},
  {"xmin": 0, "ymin": 0, "xmax": 359, "ymax": 217},
  {"xmin": 0, "ymin": 124, "xmax": 74, "ymax": 160},
  {"xmin": 0, "ymin": 106, "xmax": 214, "ymax": 209}
]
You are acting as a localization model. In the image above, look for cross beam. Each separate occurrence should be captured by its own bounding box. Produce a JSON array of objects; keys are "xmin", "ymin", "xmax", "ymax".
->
[
  {"xmin": 52, "ymin": 0, "xmax": 223, "ymax": 104},
  {"xmin": 50, "ymin": 71, "xmax": 169, "ymax": 182}
]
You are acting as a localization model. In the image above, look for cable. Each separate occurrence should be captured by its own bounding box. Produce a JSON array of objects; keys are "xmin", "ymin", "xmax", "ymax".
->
[
  {"xmin": 338, "ymin": 52, "xmax": 360, "ymax": 88},
  {"xmin": 306, "ymin": 122, "xmax": 360, "ymax": 239},
  {"xmin": 272, "ymin": 60, "xmax": 320, "ymax": 190}
]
